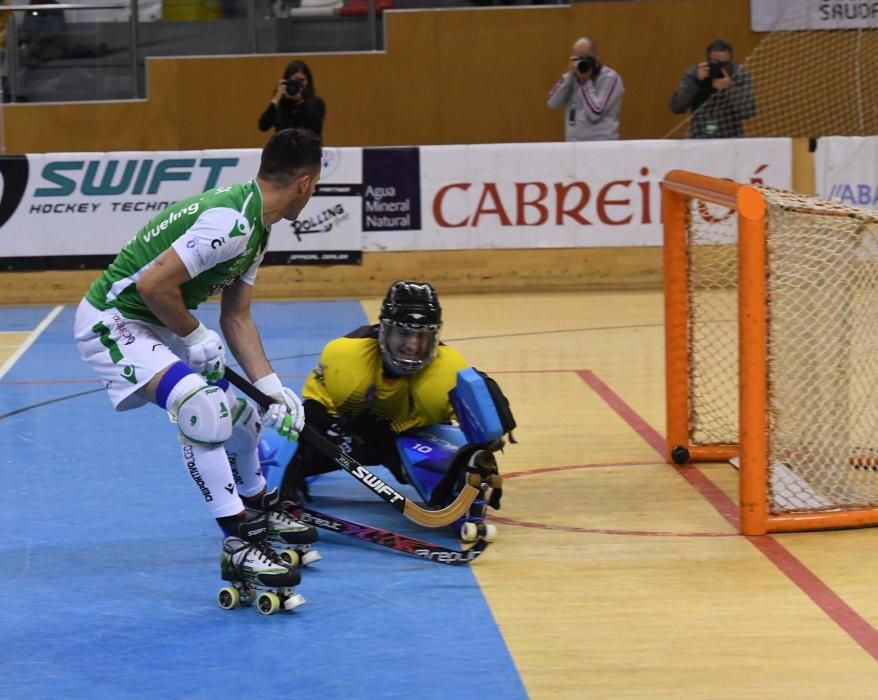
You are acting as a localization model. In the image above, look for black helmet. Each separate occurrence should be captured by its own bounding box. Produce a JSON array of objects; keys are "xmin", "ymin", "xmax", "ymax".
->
[{"xmin": 378, "ymin": 281, "xmax": 442, "ymax": 375}]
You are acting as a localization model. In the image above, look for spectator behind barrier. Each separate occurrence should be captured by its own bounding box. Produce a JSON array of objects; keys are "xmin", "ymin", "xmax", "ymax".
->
[
  {"xmin": 18, "ymin": 0, "xmax": 67, "ymax": 66},
  {"xmin": 258, "ymin": 59, "xmax": 326, "ymax": 139},
  {"xmin": 669, "ymin": 39, "xmax": 756, "ymax": 139},
  {"xmin": 546, "ymin": 36, "xmax": 624, "ymax": 142}
]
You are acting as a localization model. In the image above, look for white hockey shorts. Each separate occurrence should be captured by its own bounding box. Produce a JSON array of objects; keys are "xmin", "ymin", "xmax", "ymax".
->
[{"xmin": 74, "ymin": 298, "xmax": 185, "ymax": 412}]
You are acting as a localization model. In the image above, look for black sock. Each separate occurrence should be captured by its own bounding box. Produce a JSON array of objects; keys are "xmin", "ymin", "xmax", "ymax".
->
[{"xmin": 217, "ymin": 513, "xmax": 244, "ymax": 538}]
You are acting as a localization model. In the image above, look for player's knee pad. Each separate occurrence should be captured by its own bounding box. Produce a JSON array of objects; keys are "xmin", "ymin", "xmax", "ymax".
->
[{"xmin": 175, "ymin": 385, "xmax": 234, "ymax": 445}]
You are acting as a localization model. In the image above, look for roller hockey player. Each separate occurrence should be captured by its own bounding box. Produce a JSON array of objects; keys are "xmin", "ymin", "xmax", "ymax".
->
[
  {"xmin": 73, "ymin": 129, "xmax": 322, "ymax": 612},
  {"xmin": 265, "ymin": 280, "xmax": 515, "ymax": 542}
]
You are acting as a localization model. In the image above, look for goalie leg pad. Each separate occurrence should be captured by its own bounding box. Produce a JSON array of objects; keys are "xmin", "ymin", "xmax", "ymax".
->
[{"xmin": 176, "ymin": 385, "xmax": 233, "ymax": 445}]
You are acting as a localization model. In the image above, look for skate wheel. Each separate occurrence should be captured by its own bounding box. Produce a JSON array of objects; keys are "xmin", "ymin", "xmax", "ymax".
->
[
  {"xmin": 257, "ymin": 591, "xmax": 281, "ymax": 615},
  {"xmin": 488, "ymin": 474, "xmax": 503, "ymax": 488},
  {"xmin": 217, "ymin": 586, "xmax": 240, "ymax": 610},
  {"xmin": 280, "ymin": 549, "xmax": 300, "ymax": 567},
  {"xmin": 300, "ymin": 549, "xmax": 322, "ymax": 566},
  {"xmin": 460, "ymin": 521, "xmax": 479, "ymax": 543},
  {"xmin": 282, "ymin": 592, "xmax": 306, "ymax": 611},
  {"xmin": 482, "ymin": 523, "xmax": 498, "ymax": 542}
]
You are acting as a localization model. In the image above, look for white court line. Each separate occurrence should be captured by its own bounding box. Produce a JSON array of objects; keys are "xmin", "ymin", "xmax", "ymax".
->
[{"xmin": 0, "ymin": 305, "xmax": 64, "ymax": 381}]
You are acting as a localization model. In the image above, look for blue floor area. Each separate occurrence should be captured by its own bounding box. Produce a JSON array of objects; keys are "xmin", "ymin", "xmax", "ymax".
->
[{"xmin": 0, "ymin": 301, "xmax": 526, "ymax": 700}]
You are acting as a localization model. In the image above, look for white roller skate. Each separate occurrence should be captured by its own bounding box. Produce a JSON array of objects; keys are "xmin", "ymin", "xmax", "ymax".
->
[
  {"xmin": 244, "ymin": 489, "xmax": 322, "ymax": 567},
  {"xmin": 218, "ymin": 531, "xmax": 305, "ymax": 616}
]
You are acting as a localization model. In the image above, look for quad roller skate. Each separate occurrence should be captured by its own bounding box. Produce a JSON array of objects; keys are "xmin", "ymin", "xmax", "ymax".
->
[
  {"xmin": 459, "ymin": 448, "xmax": 502, "ymax": 543},
  {"xmin": 244, "ymin": 488, "xmax": 321, "ymax": 567},
  {"xmin": 218, "ymin": 530, "xmax": 305, "ymax": 616}
]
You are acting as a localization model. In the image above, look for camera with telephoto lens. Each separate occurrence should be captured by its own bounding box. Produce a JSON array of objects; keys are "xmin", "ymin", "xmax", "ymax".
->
[
  {"xmin": 284, "ymin": 78, "xmax": 303, "ymax": 96},
  {"xmin": 576, "ymin": 55, "xmax": 596, "ymax": 74},
  {"xmin": 708, "ymin": 60, "xmax": 727, "ymax": 80}
]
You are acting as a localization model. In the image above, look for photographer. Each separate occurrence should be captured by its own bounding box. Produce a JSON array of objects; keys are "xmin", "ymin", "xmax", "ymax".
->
[
  {"xmin": 258, "ymin": 60, "xmax": 326, "ymax": 139},
  {"xmin": 669, "ymin": 39, "xmax": 756, "ymax": 139},
  {"xmin": 546, "ymin": 37, "xmax": 624, "ymax": 142}
]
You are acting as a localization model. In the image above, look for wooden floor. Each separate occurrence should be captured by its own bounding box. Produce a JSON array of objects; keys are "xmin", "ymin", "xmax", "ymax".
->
[
  {"xmin": 364, "ymin": 290, "xmax": 878, "ymax": 697},
  {"xmin": 5, "ymin": 290, "xmax": 878, "ymax": 698}
]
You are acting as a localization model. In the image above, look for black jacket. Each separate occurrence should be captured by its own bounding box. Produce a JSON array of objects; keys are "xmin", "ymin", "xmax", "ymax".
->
[{"xmin": 258, "ymin": 96, "xmax": 326, "ymax": 138}]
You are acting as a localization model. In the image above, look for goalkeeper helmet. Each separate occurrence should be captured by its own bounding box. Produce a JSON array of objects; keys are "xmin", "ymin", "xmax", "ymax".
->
[{"xmin": 378, "ymin": 281, "xmax": 442, "ymax": 376}]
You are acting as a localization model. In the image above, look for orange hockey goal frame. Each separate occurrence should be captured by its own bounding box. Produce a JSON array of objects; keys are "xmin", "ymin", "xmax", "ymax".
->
[{"xmin": 663, "ymin": 169, "xmax": 878, "ymax": 536}]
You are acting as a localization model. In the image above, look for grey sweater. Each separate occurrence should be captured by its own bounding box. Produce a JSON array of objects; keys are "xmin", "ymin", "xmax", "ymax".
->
[{"xmin": 546, "ymin": 65, "xmax": 624, "ymax": 141}]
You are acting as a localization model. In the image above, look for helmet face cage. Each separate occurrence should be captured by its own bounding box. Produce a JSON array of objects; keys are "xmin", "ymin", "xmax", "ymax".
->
[{"xmin": 378, "ymin": 281, "xmax": 442, "ymax": 375}]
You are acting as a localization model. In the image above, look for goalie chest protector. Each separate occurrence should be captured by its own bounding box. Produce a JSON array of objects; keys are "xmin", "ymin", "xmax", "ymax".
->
[{"xmin": 449, "ymin": 367, "xmax": 516, "ymax": 444}]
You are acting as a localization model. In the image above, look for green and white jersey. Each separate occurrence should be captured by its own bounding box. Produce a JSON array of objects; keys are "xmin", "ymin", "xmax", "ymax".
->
[{"xmin": 85, "ymin": 180, "xmax": 269, "ymax": 324}]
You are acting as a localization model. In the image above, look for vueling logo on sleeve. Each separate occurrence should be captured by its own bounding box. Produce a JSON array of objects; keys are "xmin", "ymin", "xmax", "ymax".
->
[{"xmin": 142, "ymin": 202, "xmax": 201, "ymax": 244}]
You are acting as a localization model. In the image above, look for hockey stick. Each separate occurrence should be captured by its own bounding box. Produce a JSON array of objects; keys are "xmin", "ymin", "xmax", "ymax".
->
[
  {"xmin": 288, "ymin": 504, "xmax": 489, "ymax": 565},
  {"xmin": 223, "ymin": 367, "xmax": 478, "ymax": 528}
]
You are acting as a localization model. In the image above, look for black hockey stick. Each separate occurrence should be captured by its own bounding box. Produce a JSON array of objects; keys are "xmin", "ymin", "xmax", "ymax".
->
[
  {"xmin": 288, "ymin": 504, "xmax": 489, "ymax": 565},
  {"xmin": 224, "ymin": 367, "xmax": 479, "ymax": 528}
]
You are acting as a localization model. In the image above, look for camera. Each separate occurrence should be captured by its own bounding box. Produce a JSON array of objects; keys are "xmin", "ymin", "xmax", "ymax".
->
[
  {"xmin": 284, "ymin": 78, "xmax": 303, "ymax": 96},
  {"xmin": 708, "ymin": 60, "xmax": 727, "ymax": 80},
  {"xmin": 576, "ymin": 55, "xmax": 596, "ymax": 74}
]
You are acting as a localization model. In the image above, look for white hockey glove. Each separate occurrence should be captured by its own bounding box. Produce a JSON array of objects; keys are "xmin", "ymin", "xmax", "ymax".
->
[
  {"xmin": 254, "ymin": 372, "xmax": 305, "ymax": 441},
  {"xmin": 180, "ymin": 322, "xmax": 225, "ymax": 382}
]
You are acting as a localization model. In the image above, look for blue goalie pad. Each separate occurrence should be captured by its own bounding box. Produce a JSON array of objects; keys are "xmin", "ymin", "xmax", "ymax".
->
[
  {"xmin": 258, "ymin": 433, "xmax": 299, "ymax": 493},
  {"xmin": 449, "ymin": 367, "xmax": 506, "ymax": 445},
  {"xmin": 395, "ymin": 424, "xmax": 467, "ymax": 505}
]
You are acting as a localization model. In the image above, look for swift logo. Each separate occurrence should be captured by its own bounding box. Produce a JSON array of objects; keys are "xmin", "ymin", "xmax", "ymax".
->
[
  {"xmin": 351, "ymin": 465, "xmax": 405, "ymax": 504},
  {"xmin": 34, "ymin": 157, "xmax": 239, "ymax": 197}
]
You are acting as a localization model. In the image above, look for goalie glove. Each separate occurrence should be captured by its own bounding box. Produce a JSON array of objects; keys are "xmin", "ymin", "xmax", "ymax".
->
[
  {"xmin": 254, "ymin": 372, "xmax": 305, "ymax": 441},
  {"xmin": 180, "ymin": 322, "xmax": 225, "ymax": 382}
]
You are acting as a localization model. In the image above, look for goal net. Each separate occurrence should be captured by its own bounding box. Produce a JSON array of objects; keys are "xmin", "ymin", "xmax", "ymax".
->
[{"xmin": 663, "ymin": 170, "xmax": 878, "ymax": 535}]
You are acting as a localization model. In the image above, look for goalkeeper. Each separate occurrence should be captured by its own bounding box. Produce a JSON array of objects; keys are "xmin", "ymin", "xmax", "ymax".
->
[
  {"xmin": 272, "ymin": 280, "xmax": 512, "ymax": 540},
  {"xmin": 73, "ymin": 129, "xmax": 322, "ymax": 594}
]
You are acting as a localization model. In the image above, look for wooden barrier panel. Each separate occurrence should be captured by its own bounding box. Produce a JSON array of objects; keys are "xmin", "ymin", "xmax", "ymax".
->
[
  {"xmin": 3, "ymin": 0, "xmax": 758, "ymax": 153},
  {"xmin": 0, "ymin": 247, "xmax": 664, "ymax": 305}
]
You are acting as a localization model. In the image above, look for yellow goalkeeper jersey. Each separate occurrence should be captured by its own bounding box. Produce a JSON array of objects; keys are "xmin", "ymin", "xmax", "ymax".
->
[{"xmin": 302, "ymin": 329, "xmax": 468, "ymax": 434}]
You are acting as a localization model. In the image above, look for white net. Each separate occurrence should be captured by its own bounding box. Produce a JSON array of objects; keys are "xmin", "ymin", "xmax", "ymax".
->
[
  {"xmin": 686, "ymin": 200, "xmax": 739, "ymax": 445},
  {"xmin": 686, "ymin": 187, "xmax": 878, "ymax": 514},
  {"xmin": 668, "ymin": 17, "xmax": 878, "ymax": 139}
]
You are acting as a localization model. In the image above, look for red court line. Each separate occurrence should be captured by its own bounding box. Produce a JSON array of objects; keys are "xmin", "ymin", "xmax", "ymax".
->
[
  {"xmin": 577, "ymin": 370, "xmax": 740, "ymax": 527},
  {"xmin": 501, "ymin": 460, "xmax": 733, "ymax": 537},
  {"xmin": 504, "ymin": 460, "xmax": 667, "ymax": 478},
  {"xmin": 578, "ymin": 368, "xmax": 878, "ymax": 662},
  {"xmin": 489, "ymin": 515, "xmax": 734, "ymax": 539}
]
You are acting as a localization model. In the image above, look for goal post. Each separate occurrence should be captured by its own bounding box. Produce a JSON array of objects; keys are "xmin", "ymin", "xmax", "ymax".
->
[{"xmin": 663, "ymin": 169, "xmax": 878, "ymax": 536}]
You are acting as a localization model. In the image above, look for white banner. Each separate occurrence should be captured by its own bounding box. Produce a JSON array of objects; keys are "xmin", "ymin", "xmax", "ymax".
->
[
  {"xmin": 0, "ymin": 139, "xmax": 793, "ymax": 265},
  {"xmin": 751, "ymin": 0, "xmax": 878, "ymax": 31},
  {"xmin": 815, "ymin": 136, "xmax": 878, "ymax": 209},
  {"xmin": 0, "ymin": 148, "xmax": 362, "ymax": 262},
  {"xmin": 363, "ymin": 139, "xmax": 791, "ymax": 250}
]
